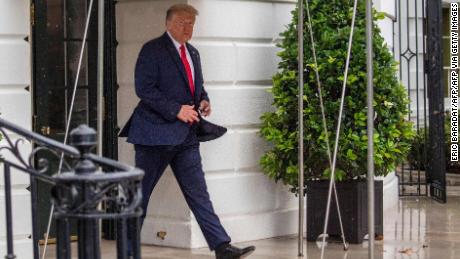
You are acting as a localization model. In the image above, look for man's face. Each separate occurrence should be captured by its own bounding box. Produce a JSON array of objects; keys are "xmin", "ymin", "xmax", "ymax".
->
[{"xmin": 166, "ymin": 11, "xmax": 196, "ymax": 44}]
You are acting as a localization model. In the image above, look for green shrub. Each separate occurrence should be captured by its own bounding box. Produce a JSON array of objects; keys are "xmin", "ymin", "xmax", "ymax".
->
[
  {"xmin": 407, "ymin": 126, "xmax": 427, "ymax": 171},
  {"xmin": 259, "ymin": 0, "xmax": 415, "ymax": 193},
  {"xmin": 408, "ymin": 113, "xmax": 460, "ymax": 173}
]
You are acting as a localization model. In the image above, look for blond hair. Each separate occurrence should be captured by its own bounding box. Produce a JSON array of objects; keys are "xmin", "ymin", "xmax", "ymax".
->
[{"xmin": 166, "ymin": 4, "xmax": 199, "ymax": 20}]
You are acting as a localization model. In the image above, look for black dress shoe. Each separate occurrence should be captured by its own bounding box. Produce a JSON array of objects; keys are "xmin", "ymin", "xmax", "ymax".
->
[{"xmin": 215, "ymin": 244, "xmax": 256, "ymax": 259}]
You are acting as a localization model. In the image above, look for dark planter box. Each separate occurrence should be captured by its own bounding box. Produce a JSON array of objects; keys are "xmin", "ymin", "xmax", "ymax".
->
[{"xmin": 306, "ymin": 180, "xmax": 383, "ymax": 244}]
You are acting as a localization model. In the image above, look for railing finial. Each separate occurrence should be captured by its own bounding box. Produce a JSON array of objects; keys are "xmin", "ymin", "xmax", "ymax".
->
[
  {"xmin": 70, "ymin": 124, "xmax": 97, "ymax": 153},
  {"xmin": 70, "ymin": 125, "xmax": 97, "ymax": 174}
]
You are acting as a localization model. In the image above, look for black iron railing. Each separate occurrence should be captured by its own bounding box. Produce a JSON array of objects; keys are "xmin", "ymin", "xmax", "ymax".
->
[
  {"xmin": 394, "ymin": 0, "xmax": 430, "ymax": 197},
  {"xmin": 0, "ymin": 118, "xmax": 144, "ymax": 259}
]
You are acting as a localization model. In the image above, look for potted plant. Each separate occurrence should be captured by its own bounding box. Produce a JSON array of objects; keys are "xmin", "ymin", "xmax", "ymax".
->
[{"xmin": 260, "ymin": 0, "xmax": 415, "ymax": 243}]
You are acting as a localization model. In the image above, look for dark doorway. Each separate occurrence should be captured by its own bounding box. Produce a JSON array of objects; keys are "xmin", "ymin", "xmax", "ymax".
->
[{"xmin": 31, "ymin": 0, "xmax": 117, "ymax": 238}]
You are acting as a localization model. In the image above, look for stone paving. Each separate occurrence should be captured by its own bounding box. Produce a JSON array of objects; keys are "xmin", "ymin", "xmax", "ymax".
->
[{"xmin": 45, "ymin": 196, "xmax": 460, "ymax": 259}]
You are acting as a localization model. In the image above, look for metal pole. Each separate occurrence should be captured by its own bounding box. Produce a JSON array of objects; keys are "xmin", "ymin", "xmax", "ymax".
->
[
  {"xmin": 4, "ymin": 164, "xmax": 16, "ymax": 259},
  {"xmin": 298, "ymin": 0, "xmax": 305, "ymax": 257},
  {"xmin": 56, "ymin": 218, "xmax": 71, "ymax": 259},
  {"xmin": 304, "ymin": 0, "xmax": 349, "ymax": 250},
  {"xmin": 318, "ymin": 0, "xmax": 359, "ymax": 257},
  {"xmin": 97, "ymin": 0, "xmax": 105, "ymax": 254},
  {"xmin": 71, "ymin": 126, "xmax": 100, "ymax": 259},
  {"xmin": 366, "ymin": 0, "xmax": 375, "ymax": 258},
  {"xmin": 97, "ymin": 0, "xmax": 104, "ymax": 157}
]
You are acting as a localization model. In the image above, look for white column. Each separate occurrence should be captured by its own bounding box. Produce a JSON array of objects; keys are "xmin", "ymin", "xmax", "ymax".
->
[
  {"xmin": 372, "ymin": 0, "xmax": 400, "ymax": 210},
  {"xmin": 0, "ymin": 0, "xmax": 33, "ymax": 258},
  {"xmin": 116, "ymin": 0, "xmax": 299, "ymax": 248}
]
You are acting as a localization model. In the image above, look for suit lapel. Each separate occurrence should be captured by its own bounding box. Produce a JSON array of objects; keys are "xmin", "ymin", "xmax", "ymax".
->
[
  {"xmin": 188, "ymin": 45, "xmax": 199, "ymax": 79},
  {"xmin": 187, "ymin": 44, "xmax": 200, "ymax": 100},
  {"xmin": 162, "ymin": 33, "xmax": 189, "ymax": 87}
]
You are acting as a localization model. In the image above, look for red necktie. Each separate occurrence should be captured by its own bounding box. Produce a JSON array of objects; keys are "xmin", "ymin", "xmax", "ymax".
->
[{"xmin": 180, "ymin": 45, "xmax": 195, "ymax": 97}]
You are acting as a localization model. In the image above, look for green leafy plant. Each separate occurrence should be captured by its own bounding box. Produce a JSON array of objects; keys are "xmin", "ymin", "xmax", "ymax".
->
[
  {"xmin": 260, "ymin": 0, "xmax": 415, "ymax": 193},
  {"xmin": 408, "ymin": 112, "xmax": 460, "ymax": 174}
]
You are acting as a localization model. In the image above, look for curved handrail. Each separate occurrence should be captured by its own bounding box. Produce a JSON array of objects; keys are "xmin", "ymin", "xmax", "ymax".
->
[
  {"xmin": 0, "ymin": 118, "xmax": 80, "ymax": 157},
  {"xmin": 0, "ymin": 118, "xmax": 144, "ymax": 259}
]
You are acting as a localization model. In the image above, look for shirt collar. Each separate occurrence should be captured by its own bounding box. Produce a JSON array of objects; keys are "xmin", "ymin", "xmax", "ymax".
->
[{"xmin": 167, "ymin": 31, "xmax": 184, "ymax": 51}]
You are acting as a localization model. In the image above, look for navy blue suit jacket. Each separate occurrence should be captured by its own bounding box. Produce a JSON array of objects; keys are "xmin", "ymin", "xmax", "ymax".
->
[{"xmin": 119, "ymin": 32, "xmax": 209, "ymax": 146}]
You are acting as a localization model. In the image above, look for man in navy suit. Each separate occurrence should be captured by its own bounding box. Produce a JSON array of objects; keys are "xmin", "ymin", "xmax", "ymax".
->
[{"xmin": 120, "ymin": 4, "xmax": 255, "ymax": 259}]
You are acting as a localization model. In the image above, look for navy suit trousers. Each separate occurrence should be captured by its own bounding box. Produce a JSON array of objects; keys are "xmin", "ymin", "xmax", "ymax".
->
[{"xmin": 135, "ymin": 129, "xmax": 231, "ymax": 250}]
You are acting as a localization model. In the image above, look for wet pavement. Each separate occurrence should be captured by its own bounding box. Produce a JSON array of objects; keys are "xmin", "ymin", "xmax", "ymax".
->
[{"xmin": 45, "ymin": 196, "xmax": 460, "ymax": 258}]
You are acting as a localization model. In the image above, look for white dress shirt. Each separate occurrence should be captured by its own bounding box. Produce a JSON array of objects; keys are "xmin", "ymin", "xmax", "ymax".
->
[{"xmin": 167, "ymin": 31, "xmax": 195, "ymax": 82}]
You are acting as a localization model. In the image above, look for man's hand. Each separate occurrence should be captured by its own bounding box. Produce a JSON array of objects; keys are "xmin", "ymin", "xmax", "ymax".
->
[
  {"xmin": 177, "ymin": 105, "xmax": 200, "ymax": 123},
  {"xmin": 199, "ymin": 100, "xmax": 211, "ymax": 117}
]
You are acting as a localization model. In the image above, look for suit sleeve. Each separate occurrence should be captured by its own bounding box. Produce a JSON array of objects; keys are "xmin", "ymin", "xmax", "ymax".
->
[
  {"xmin": 201, "ymin": 86, "xmax": 210, "ymax": 102},
  {"xmin": 135, "ymin": 45, "xmax": 181, "ymax": 122}
]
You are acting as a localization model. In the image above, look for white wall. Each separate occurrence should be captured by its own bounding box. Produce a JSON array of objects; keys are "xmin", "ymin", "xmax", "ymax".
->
[
  {"xmin": 116, "ymin": 0, "xmax": 404, "ymax": 249},
  {"xmin": 0, "ymin": 0, "xmax": 33, "ymax": 258},
  {"xmin": 116, "ymin": 0, "xmax": 298, "ymax": 248},
  {"xmin": 0, "ymin": 0, "xmax": 406, "ymax": 256},
  {"xmin": 188, "ymin": 0, "xmax": 298, "ymax": 247}
]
